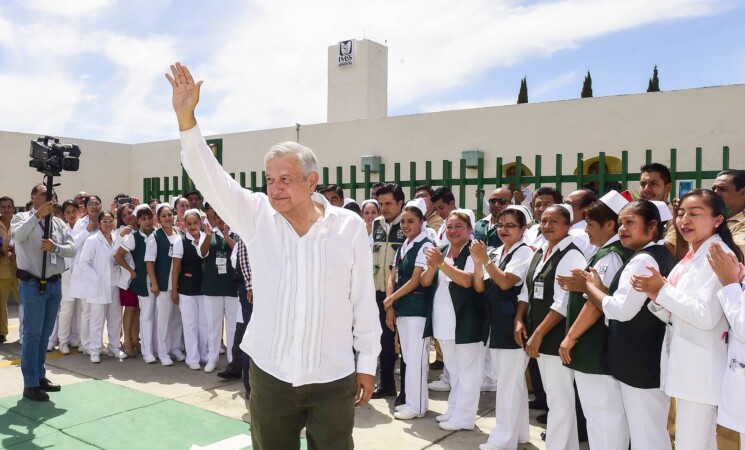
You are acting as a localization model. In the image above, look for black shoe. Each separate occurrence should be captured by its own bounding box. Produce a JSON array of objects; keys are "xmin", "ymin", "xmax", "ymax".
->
[
  {"xmin": 540, "ymin": 430, "xmax": 546, "ymax": 441},
  {"xmin": 428, "ymin": 360, "xmax": 444, "ymax": 370},
  {"xmin": 39, "ymin": 378, "xmax": 61, "ymax": 392},
  {"xmin": 536, "ymin": 412, "xmax": 548, "ymax": 424},
  {"xmin": 529, "ymin": 399, "xmax": 548, "ymax": 410},
  {"xmin": 0, "ymin": 335, "xmax": 6, "ymax": 343},
  {"xmin": 371, "ymin": 386, "xmax": 397, "ymax": 399},
  {"xmin": 216, "ymin": 368, "xmax": 241, "ymax": 379},
  {"xmin": 394, "ymin": 393, "xmax": 406, "ymax": 407},
  {"xmin": 23, "ymin": 387, "xmax": 49, "ymax": 402}
]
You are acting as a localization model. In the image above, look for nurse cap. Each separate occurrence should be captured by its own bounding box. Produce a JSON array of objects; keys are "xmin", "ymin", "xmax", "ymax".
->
[
  {"xmin": 453, "ymin": 208, "xmax": 476, "ymax": 228},
  {"xmin": 650, "ymin": 200, "xmax": 673, "ymax": 222},
  {"xmin": 133, "ymin": 204, "xmax": 151, "ymax": 217},
  {"xmin": 404, "ymin": 198, "xmax": 427, "ymax": 217},
  {"xmin": 155, "ymin": 203, "xmax": 171, "ymax": 216},
  {"xmin": 556, "ymin": 203, "xmax": 574, "ymax": 223},
  {"xmin": 505, "ymin": 205, "xmax": 533, "ymax": 224},
  {"xmin": 599, "ymin": 190, "xmax": 629, "ymax": 215}
]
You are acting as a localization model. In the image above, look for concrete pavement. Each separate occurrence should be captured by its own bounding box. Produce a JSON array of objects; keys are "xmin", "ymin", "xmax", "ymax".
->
[{"xmin": 0, "ymin": 303, "xmax": 581, "ymax": 449}]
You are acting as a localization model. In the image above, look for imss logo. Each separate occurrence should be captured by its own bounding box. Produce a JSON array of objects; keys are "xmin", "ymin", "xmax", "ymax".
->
[{"xmin": 338, "ymin": 40, "xmax": 354, "ymax": 66}]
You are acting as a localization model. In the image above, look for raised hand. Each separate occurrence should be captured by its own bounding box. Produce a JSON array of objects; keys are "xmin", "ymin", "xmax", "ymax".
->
[{"xmin": 165, "ymin": 62, "xmax": 203, "ymax": 131}]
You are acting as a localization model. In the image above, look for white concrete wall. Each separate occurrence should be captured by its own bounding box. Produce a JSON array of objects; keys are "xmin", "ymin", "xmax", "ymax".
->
[
  {"xmin": 1, "ymin": 83, "xmax": 743, "ymax": 210},
  {"xmin": 0, "ymin": 131, "xmax": 131, "ymax": 209}
]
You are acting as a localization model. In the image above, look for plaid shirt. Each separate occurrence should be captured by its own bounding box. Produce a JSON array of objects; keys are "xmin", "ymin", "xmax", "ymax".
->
[{"xmin": 235, "ymin": 237, "xmax": 252, "ymax": 290}]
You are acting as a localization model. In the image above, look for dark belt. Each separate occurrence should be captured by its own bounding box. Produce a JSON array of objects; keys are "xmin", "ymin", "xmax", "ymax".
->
[{"xmin": 16, "ymin": 269, "xmax": 62, "ymax": 283}]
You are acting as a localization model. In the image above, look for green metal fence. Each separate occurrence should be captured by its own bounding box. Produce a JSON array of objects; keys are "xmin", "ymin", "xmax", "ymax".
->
[{"xmin": 143, "ymin": 145, "xmax": 731, "ymax": 217}]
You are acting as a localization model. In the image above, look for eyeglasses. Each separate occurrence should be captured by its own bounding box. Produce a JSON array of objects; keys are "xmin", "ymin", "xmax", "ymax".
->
[
  {"xmin": 495, "ymin": 223, "xmax": 519, "ymax": 229},
  {"xmin": 100, "ymin": 220, "xmax": 115, "ymax": 224},
  {"xmin": 488, "ymin": 198, "xmax": 510, "ymax": 205}
]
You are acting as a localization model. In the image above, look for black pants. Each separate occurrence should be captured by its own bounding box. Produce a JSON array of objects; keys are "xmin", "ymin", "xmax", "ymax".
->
[
  {"xmin": 376, "ymin": 291, "xmax": 398, "ymax": 391},
  {"xmin": 236, "ymin": 281, "xmax": 253, "ymax": 392}
]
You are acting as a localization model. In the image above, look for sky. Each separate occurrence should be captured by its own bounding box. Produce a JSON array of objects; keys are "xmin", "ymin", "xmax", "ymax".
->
[{"xmin": 0, "ymin": 0, "xmax": 743, "ymax": 143}]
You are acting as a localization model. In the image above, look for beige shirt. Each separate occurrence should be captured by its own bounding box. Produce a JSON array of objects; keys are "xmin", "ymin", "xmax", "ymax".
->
[
  {"xmin": 727, "ymin": 211, "xmax": 745, "ymax": 255},
  {"xmin": 0, "ymin": 220, "xmax": 15, "ymax": 279}
]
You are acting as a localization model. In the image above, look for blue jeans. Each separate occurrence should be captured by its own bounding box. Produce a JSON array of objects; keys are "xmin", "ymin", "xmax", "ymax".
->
[{"xmin": 19, "ymin": 279, "xmax": 62, "ymax": 388}]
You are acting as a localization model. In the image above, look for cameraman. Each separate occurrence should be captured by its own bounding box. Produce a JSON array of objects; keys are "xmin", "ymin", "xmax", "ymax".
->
[{"xmin": 11, "ymin": 183, "xmax": 76, "ymax": 401}]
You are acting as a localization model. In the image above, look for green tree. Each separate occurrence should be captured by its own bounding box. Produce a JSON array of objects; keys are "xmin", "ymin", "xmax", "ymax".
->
[
  {"xmin": 517, "ymin": 77, "xmax": 528, "ymax": 104},
  {"xmin": 581, "ymin": 71, "xmax": 593, "ymax": 98},
  {"xmin": 647, "ymin": 65, "xmax": 660, "ymax": 92}
]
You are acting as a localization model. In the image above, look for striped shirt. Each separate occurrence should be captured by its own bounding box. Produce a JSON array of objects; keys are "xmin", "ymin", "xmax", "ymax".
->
[{"xmin": 180, "ymin": 124, "xmax": 381, "ymax": 387}]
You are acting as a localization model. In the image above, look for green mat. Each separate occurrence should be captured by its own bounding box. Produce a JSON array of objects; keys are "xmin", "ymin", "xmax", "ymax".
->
[{"xmin": 0, "ymin": 380, "xmax": 310, "ymax": 449}]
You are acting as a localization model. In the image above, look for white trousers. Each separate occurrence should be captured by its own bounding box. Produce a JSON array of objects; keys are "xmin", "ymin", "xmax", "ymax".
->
[
  {"xmin": 79, "ymin": 298, "xmax": 91, "ymax": 351},
  {"xmin": 575, "ymin": 371, "xmax": 629, "ymax": 450},
  {"xmin": 618, "ymin": 381, "xmax": 672, "ymax": 450},
  {"xmin": 179, "ymin": 294, "xmax": 203, "ymax": 365},
  {"xmin": 203, "ymin": 295, "xmax": 238, "ymax": 364},
  {"xmin": 138, "ymin": 293, "xmax": 157, "ymax": 357},
  {"xmin": 198, "ymin": 299, "xmax": 209, "ymax": 361},
  {"xmin": 57, "ymin": 297, "xmax": 82, "ymax": 346},
  {"xmin": 397, "ymin": 316, "xmax": 429, "ymax": 415},
  {"xmin": 87, "ymin": 288, "xmax": 122, "ymax": 355},
  {"xmin": 675, "ymin": 398, "xmax": 718, "ymax": 450},
  {"xmin": 440, "ymin": 339, "xmax": 483, "ymax": 429},
  {"xmin": 156, "ymin": 291, "xmax": 182, "ymax": 358},
  {"xmin": 486, "ymin": 348, "xmax": 530, "ymax": 449},
  {"xmin": 89, "ymin": 303, "xmax": 107, "ymax": 355},
  {"xmin": 106, "ymin": 290, "xmax": 122, "ymax": 352},
  {"xmin": 482, "ymin": 348, "xmax": 497, "ymax": 387},
  {"xmin": 537, "ymin": 354, "xmax": 579, "ymax": 450}
]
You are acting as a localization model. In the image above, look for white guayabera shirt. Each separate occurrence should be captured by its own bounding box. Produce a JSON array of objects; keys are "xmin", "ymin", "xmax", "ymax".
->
[{"xmin": 180, "ymin": 125, "xmax": 381, "ymax": 387}]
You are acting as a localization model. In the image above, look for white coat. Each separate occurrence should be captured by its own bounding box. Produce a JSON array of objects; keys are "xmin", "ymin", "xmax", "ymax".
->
[
  {"xmin": 649, "ymin": 234, "xmax": 732, "ymax": 406},
  {"xmin": 77, "ymin": 230, "xmax": 119, "ymax": 304},
  {"xmin": 68, "ymin": 215, "xmax": 96, "ymax": 299},
  {"xmin": 717, "ymin": 282, "xmax": 745, "ymax": 433}
]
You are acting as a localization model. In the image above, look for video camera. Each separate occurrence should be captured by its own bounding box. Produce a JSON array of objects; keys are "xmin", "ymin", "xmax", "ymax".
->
[{"xmin": 29, "ymin": 136, "xmax": 81, "ymax": 176}]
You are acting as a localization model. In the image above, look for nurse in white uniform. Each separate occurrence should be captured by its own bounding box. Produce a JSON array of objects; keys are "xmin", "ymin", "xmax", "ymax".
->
[
  {"xmin": 709, "ymin": 241, "xmax": 745, "ymax": 449},
  {"xmin": 634, "ymin": 189, "xmax": 743, "ymax": 450},
  {"xmin": 68, "ymin": 195, "xmax": 103, "ymax": 354},
  {"xmin": 145, "ymin": 204, "xmax": 184, "ymax": 366},
  {"xmin": 584, "ymin": 200, "xmax": 676, "ymax": 450},
  {"xmin": 385, "ymin": 198, "xmax": 434, "ymax": 420},
  {"xmin": 421, "ymin": 209, "xmax": 485, "ymax": 432},
  {"xmin": 472, "ymin": 206, "xmax": 534, "ymax": 450},
  {"xmin": 77, "ymin": 210, "xmax": 126, "ymax": 362}
]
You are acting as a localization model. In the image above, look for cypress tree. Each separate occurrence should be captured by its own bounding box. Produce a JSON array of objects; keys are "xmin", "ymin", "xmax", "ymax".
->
[
  {"xmin": 647, "ymin": 65, "xmax": 660, "ymax": 92},
  {"xmin": 517, "ymin": 77, "xmax": 528, "ymax": 104},
  {"xmin": 581, "ymin": 71, "xmax": 593, "ymax": 98}
]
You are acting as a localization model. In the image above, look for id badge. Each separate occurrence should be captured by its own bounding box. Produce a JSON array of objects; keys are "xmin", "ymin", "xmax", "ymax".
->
[
  {"xmin": 534, "ymin": 281, "xmax": 544, "ymax": 300},
  {"xmin": 168, "ymin": 244, "xmax": 173, "ymax": 257},
  {"xmin": 50, "ymin": 253, "xmax": 57, "ymax": 265},
  {"xmin": 216, "ymin": 251, "xmax": 228, "ymax": 275},
  {"xmin": 597, "ymin": 264, "xmax": 608, "ymax": 276}
]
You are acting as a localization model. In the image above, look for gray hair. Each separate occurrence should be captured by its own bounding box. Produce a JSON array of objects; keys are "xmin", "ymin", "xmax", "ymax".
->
[{"xmin": 264, "ymin": 142, "xmax": 319, "ymax": 179}]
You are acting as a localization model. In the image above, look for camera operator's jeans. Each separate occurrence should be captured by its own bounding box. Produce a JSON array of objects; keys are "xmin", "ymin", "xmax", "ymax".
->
[{"xmin": 19, "ymin": 279, "xmax": 61, "ymax": 388}]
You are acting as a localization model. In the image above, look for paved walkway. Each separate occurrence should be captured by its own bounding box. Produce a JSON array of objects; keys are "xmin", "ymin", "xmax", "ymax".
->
[{"xmin": 0, "ymin": 303, "xmax": 574, "ymax": 449}]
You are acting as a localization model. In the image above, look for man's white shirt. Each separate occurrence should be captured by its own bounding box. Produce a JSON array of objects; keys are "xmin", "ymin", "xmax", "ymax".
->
[{"xmin": 180, "ymin": 124, "xmax": 381, "ymax": 387}]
